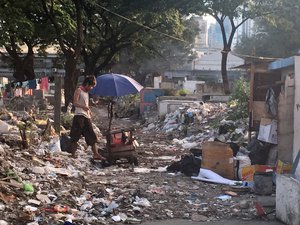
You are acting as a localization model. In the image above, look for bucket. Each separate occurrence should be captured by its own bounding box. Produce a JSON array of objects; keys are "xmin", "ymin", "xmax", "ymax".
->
[{"xmin": 253, "ymin": 171, "xmax": 273, "ymax": 195}]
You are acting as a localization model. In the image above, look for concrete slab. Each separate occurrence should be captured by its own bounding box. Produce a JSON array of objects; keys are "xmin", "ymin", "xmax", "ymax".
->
[
  {"xmin": 276, "ymin": 174, "xmax": 300, "ymax": 225},
  {"xmin": 140, "ymin": 219, "xmax": 284, "ymax": 225}
]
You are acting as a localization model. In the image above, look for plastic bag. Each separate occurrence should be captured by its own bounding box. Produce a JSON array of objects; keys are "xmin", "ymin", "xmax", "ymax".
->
[
  {"xmin": 49, "ymin": 135, "xmax": 61, "ymax": 153},
  {"xmin": 0, "ymin": 120, "xmax": 10, "ymax": 133}
]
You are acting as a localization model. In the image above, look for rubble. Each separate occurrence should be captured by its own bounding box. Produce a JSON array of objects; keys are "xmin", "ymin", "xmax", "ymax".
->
[{"xmin": 0, "ymin": 101, "xmax": 279, "ymax": 224}]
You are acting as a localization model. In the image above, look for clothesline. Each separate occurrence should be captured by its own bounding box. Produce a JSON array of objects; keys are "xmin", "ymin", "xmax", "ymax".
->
[{"xmin": 2, "ymin": 76, "xmax": 52, "ymax": 98}]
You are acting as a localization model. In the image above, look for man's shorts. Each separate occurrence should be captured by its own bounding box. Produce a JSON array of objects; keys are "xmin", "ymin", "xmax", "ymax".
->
[{"xmin": 70, "ymin": 115, "xmax": 97, "ymax": 146}]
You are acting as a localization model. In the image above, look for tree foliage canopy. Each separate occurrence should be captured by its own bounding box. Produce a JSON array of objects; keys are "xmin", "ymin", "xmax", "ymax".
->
[
  {"xmin": 0, "ymin": 0, "xmax": 199, "ymax": 105},
  {"xmin": 235, "ymin": 0, "xmax": 300, "ymax": 58},
  {"xmin": 0, "ymin": 0, "xmax": 54, "ymax": 80},
  {"xmin": 175, "ymin": 0, "xmax": 275, "ymax": 94},
  {"xmin": 4, "ymin": 0, "xmax": 283, "ymax": 103}
]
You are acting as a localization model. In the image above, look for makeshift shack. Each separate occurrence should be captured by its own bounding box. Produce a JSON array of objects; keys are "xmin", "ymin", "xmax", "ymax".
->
[
  {"xmin": 247, "ymin": 56, "xmax": 300, "ymax": 225},
  {"xmin": 247, "ymin": 57, "xmax": 299, "ymax": 163}
]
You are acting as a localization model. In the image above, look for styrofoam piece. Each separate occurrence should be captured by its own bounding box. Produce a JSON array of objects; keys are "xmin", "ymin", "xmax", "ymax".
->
[{"xmin": 191, "ymin": 168, "xmax": 239, "ymax": 185}]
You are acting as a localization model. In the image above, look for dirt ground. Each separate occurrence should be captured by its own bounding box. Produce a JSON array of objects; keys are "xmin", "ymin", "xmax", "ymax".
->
[{"xmin": 0, "ymin": 104, "xmax": 279, "ymax": 225}]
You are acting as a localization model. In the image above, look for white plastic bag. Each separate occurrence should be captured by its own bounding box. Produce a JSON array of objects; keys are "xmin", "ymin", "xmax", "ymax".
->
[
  {"xmin": 0, "ymin": 120, "xmax": 10, "ymax": 133},
  {"xmin": 236, "ymin": 155, "xmax": 251, "ymax": 180},
  {"xmin": 49, "ymin": 135, "xmax": 61, "ymax": 153}
]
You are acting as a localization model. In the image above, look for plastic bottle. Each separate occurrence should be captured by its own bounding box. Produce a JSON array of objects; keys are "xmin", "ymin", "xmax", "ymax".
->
[
  {"xmin": 67, "ymin": 103, "xmax": 73, "ymax": 113},
  {"xmin": 53, "ymin": 205, "xmax": 78, "ymax": 213},
  {"xmin": 54, "ymin": 205, "xmax": 70, "ymax": 213}
]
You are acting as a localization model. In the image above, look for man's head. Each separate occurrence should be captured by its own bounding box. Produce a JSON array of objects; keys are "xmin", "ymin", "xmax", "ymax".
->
[{"xmin": 82, "ymin": 76, "xmax": 96, "ymax": 91}]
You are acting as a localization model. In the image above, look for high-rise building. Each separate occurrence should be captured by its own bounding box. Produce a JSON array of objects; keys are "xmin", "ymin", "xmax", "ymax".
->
[
  {"xmin": 208, "ymin": 17, "xmax": 232, "ymax": 49},
  {"xmin": 207, "ymin": 17, "xmax": 254, "ymax": 49},
  {"xmin": 241, "ymin": 19, "xmax": 254, "ymax": 38},
  {"xmin": 191, "ymin": 15, "xmax": 208, "ymax": 49}
]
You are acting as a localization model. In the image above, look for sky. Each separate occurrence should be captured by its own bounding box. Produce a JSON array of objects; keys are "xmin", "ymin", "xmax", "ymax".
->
[{"xmin": 203, "ymin": 15, "xmax": 216, "ymax": 27}]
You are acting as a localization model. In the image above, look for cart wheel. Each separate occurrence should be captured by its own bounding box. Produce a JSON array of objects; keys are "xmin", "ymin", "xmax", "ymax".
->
[
  {"xmin": 108, "ymin": 157, "xmax": 116, "ymax": 165},
  {"xmin": 133, "ymin": 156, "xmax": 139, "ymax": 166},
  {"xmin": 127, "ymin": 156, "xmax": 138, "ymax": 166},
  {"xmin": 131, "ymin": 156, "xmax": 138, "ymax": 166}
]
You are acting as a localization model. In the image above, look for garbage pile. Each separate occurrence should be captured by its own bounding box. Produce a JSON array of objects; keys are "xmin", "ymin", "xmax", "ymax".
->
[
  {"xmin": 0, "ymin": 102, "xmax": 278, "ymax": 225},
  {"xmin": 143, "ymin": 102, "xmax": 249, "ymax": 150}
]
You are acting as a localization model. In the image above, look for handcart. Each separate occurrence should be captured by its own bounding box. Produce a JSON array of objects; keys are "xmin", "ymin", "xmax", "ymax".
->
[{"xmin": 102, "ymin": 128, "xmax": 139, "ymax": 166}]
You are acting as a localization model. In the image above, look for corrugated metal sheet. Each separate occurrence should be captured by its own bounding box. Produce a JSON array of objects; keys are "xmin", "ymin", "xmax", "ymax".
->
[{"xmin": 268, "ymin": 57, "xmax": 295, "ymax": 70}]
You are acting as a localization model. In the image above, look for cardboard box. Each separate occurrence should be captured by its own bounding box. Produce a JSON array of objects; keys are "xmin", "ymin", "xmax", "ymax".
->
[
  {"xmin": 241, "ymin": 165, "xmax": 275, "ymax": 181},
  {"xmin": 257, "ymin": 118, "xmax": 277, "ymax": 144},
  {"xmin": 202, "ymin": 141, "xmax": 235, "ymax": 179}
]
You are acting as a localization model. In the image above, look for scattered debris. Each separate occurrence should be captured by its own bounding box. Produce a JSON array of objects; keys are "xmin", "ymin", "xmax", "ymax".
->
[{"xmin": 0, "ymin": 101, "xmax": 279, "ymax": 224}]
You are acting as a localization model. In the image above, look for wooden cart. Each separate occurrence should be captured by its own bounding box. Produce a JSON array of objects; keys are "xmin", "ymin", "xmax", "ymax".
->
[{"xmin": 102, "ymin": 128, "xmax": 139, "ymax": 165}]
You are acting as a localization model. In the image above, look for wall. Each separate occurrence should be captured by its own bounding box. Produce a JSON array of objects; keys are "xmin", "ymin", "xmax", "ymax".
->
[
  {"xmin": 276, "ymin": 174, "xmax": 300, "ymax": 225},
  {"xmin": 158, "ymin": 98, "xmax": 201, "ymax": 116},
  {"xmin": 278, "ymin": 68, "xmax": 295, "ymax": 163},
  {"xmin": 183, "ymin": 80, "xmax": 205, "ymax": 93},
  {"xmin": 294, "ymin": 56, "xmax": 300, "ymax": 161},
  {"xmin": 154, "ymin": 76, "xmax": 162, "ymax": 89},
  {"xmin": 196, "ymin": 83, "xmax": 224, "ymax": 95},
  {"xmin": 160, "ymin": 82, "xmax": 175, "ymax": 89}
]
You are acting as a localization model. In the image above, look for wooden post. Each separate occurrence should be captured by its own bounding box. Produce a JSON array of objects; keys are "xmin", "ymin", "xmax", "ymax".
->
[
  {"xmin": 248, "ymin": 60, "xmax": 255, "ymax": 142},
  {"xmin": 54, "ymin": 74, "xmax": 62, "ymax": 134}
]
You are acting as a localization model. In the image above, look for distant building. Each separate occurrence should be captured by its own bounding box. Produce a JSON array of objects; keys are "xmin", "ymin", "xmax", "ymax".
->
[
  {"xmin": 208, "ymin": 18, "xmax": 231, "ymax": 49},
  {"xmin": 235, "ymin": 19, "xmax": 254, "ymax": 46},
  {"xmin": 0, "ymin": 47, "xmax": 66, "ymax": 81},
  {"xmin": 191, "ymin": 15, "xmax": 208, "ymax": 49},
  {"xmin": 241, "ymin": 19, "xmax": 254, "ymax": 38},
  {"xmin": 207, "ymin": 17, "xmax": 254, "ymax": 49},
  {"xmin": 164, "ymin": 49, "xmax": 246, "ymax": 91}
]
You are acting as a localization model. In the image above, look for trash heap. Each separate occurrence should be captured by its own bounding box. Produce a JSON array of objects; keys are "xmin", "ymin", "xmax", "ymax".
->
[
  {"xmin": 0, "ymin": 103, "xmax": 279, "ymax": 225},
  {"xmin": 142, "ymin": 102, "xmax": 249, "ymax": 150}
]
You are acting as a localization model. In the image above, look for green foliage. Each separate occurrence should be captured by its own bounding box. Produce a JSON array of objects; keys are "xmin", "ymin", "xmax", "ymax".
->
[
  {"xmin": 61, "ymin": 112, "xmax": 74, "ymax": 130},
  {"xmin": 0, "ymin": 0, "xmax": 55, "ymax": 80},
  {"xmin": 227, "ymin": 77, "xmax": 249, "ymax": 119},
  {"xmin": 235, "ymin": 0, "xmax": 300, "ymax": 58},
  {"xmin": 178, "ymin": 0, "xmax": 274, "ymax": 94},
  {"xmin": 177, "ymin": 89, "xmax": 189, "ymax": 96},
  {"xmin": 83, "ymin": 2, "xmax": 198, "ymax": 77}
]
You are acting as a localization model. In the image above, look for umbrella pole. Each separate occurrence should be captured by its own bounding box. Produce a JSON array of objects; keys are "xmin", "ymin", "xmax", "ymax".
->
[
  {"xmin": 107, "ymin": 102, "xmax": 110, "ymax": 118},
  {"xmin": 108, "ymin": 100, "xmax": 113, "ymax": 132}
]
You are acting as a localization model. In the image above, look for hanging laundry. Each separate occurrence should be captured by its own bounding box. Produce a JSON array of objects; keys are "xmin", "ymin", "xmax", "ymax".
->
[
  {"xmin": 40, "ymin": 77, "xmax": 49, "ymax": 91},
  {"xmin": 22, "ymin": 81, "xmax": 28, "ymax": 88},
  {"xmin": 14, "ymin": 88, "xmax": 23, "ymax": 97},
  {"xmin": 28, "ymin": 79, "xmax": 37, "ymax": 89}
]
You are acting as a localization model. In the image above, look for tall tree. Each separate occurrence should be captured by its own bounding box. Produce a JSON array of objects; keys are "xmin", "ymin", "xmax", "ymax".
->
[
  {"xmin": 81, "ymin": 0, "xmax": 196, "ymax": 82},
  {"xmin": 41, "ymin": 0, "xmax": 85, "ymax": 107},
  {"xmin": 180, "ymin": 0, "xmax": 275, "ymax": 94},
  {"xmin": 235, "ymin": 0, "xmax": 300, "ymax": 58},
  {"xmin": 40, "ymin": 0, "xmax": 196, "ymax": 106},
  {"xmin": 0, "ymin": 0, "xmax": 51, "ymax": 81},
  {"xmin": 112, "ymin": 16, "xmax": 199, "ymax": 84}
]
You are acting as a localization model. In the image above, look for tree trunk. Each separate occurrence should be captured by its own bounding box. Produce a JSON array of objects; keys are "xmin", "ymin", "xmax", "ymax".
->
[
  {"xmin": 14, "ymin": 59, "xmax": 26, "ymax": 81},
  {"xmin": 23, "ymin": 49, "xmax": 35, "ymax": 80},
  {"xmin": 12, "ymin": 49, "xmax": 35, "ymax": 81},
  {"xmin": 84, "ymin": 56, "xmax": 97, "ymax": 75},
  {"xmin": 221, "ymin": 51, "xmax": 230, "ymax": 94},
  {"xmin": 64, "ymin": 53, "xmax": 80, "ymax": 108}
]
